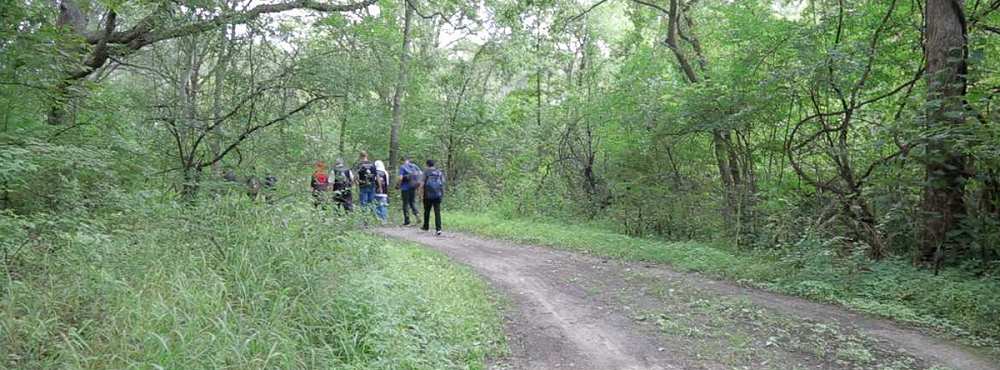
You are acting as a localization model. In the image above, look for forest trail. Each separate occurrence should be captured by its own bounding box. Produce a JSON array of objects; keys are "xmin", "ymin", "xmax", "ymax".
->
[{"xmin": 377, "ymin": 227, "xmax": 998, "ymax": 370}]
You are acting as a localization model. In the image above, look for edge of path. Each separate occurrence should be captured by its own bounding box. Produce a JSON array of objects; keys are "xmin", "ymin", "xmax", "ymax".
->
[{"xmin": 376, "ymin": 227, "xmax": 999, "ymax": 370}]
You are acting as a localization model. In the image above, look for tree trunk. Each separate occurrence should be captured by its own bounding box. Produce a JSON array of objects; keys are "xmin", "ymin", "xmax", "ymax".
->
[
  {"xmin": 661, "ymin": 0, "xmax": 750, "ymax": 232},
  {"xmin": 388, "ymin": 3, "xmax": 414, "ymax": 183},
  {"xmin": 339, "ymin": 105, "xmax": 348, "ymax": 158},
  {"xmin": 210, "ymin": 26, "xmax": 233, "ymax": 176},
  {"xmin": 920, "ymin": 0, "xmax": 969, "ymax": 264}
]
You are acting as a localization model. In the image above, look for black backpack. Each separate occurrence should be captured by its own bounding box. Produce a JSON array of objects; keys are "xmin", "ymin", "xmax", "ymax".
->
[
  {"xmin": 331, "ymin": 167, "xmax": 352, "ymax": 191},
  {"xmin": 424, "ymin": 169, "xmax": 445, "ymax": 200},
  {"xmin": 357, "ymin": 162, "xmax": 376, "ymax": 186}
]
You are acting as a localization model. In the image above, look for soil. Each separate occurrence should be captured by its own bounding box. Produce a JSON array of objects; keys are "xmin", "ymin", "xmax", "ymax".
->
[{"xmin": 377, "ymin": 227, "xmax": 999, "ymax": 370}]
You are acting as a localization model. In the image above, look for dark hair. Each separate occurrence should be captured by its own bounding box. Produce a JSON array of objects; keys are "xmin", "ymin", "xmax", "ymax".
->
[{"xmin": 426, "ymin": 159, "xmax": 436, "ymax": 167}]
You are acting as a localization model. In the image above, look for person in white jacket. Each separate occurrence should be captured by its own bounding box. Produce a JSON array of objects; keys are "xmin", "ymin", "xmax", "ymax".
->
[{"xmin": 373, "ymin": 160, "xmax": 390, "ymax": 223}]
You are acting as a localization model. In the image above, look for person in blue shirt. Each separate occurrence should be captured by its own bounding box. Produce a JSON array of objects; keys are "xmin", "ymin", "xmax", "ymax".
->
[{"xmin": 397, "ymin": 156, "xmax": 422, "ymax": 226}]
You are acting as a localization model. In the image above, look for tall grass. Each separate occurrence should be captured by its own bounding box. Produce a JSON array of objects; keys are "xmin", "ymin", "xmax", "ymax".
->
[
  {"xmin": 447, "ymin": 211, "xmax": 1000, "ymax": 349},
  {"xmin": 1, "ymin": 194, "xmax": 504, "ymax": 369}
]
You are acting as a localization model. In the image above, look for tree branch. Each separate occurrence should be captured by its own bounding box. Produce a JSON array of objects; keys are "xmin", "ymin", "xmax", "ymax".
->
[
  {"xmin": 200, "ymin": 94, "xmax": 338, "ymax": 168},
  {"xmin": 565, "ymin": 0, "xmax": 612, "ymax": 24},
  {"xmin": 104, "ymin": 0, "xmax": 378, "ymax": 50}
]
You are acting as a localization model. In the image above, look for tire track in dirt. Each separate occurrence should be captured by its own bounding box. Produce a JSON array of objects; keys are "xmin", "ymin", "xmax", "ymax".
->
[{"xmin": 377, "ymin": 227, "xmax": 998, "ymax": 370}]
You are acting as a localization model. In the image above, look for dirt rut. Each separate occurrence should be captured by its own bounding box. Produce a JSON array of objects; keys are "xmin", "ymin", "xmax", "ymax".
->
[{"xmin": 377, "ymin": 227, "xmax": 998, "ymax": 370}]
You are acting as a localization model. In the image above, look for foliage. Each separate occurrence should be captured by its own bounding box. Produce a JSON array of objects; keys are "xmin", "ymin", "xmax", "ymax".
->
[{"xmin": 1, "ymin": 195, "xmax": 505, "ymax": 369}]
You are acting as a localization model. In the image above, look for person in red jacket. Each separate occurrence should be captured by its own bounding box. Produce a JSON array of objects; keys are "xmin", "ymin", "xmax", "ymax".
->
[{"xmin": 310, "ymin": 161, "xmax": 330, "ymax": 208}]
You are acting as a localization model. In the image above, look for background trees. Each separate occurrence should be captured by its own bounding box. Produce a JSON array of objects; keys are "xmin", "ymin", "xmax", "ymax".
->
[{"xmin": 3, "ymin": 0, "xmax": 999, "ymax": 293}]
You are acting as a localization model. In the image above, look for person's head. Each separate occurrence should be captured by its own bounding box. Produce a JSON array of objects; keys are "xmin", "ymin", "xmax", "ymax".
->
[
  {"xmin": 334, "ymin": 158, "xmax": 345, "ymax": 167},
  {"xmin": 426, "ymin": 159, "xmax": 436, "ymax": 168},
  {"xmin": 402, "ymin": 156, "xmax": 411, "ymax": 164},
  {"xmin": 358, "ymin": 150, "xmax": 369, "ymax": 162},
  {"xmin": 374, "ymin": 160, "xmax": 386, "ymax": 173}
]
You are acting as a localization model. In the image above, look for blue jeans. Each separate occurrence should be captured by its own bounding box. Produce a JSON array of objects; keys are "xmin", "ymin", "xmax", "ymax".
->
[
  {"xmin": 358, "ymin": 185, "xmax": 375, "ymax": 207},
  {"xmin": 375, "ymin": 194, "xmax": 389, "ymax": 222}
]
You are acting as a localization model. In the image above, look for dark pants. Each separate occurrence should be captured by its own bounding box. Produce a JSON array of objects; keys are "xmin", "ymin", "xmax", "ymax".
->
[
  {"xmin": 312, "ymin": 190, "xmax": 328, "ymax": 208},
  {"xmin": 422, "ymin": 198, "xmax": 441, "ymax": 231},
  {"xmin": 402, "ymin": 189, "xmax": 420, "ymax": 224},
  {"xmin": 334, "ymin": 189, "xmax": 353, "ymax": 212}
]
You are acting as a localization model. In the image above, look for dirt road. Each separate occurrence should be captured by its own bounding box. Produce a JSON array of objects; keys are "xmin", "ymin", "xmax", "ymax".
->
[{"xmin": 377, "ymin": 227, "xmax": 998, "ymax": 370}]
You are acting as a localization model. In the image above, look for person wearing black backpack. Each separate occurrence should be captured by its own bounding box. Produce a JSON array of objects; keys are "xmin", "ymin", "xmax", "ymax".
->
[
  {"xmin": 397, "ymin": 156, "xmax": 422, "ymax": 226},
  {"xmin": 421, "ymin": 159, "xmax": 445, "ymax": 235},
  {"xmin": 330, "ymin": 158, "xmax": 355, "ymax": 212},
  {"xmin": 354, "ymin": 151, "xmax": 377, "ymax": 209}
]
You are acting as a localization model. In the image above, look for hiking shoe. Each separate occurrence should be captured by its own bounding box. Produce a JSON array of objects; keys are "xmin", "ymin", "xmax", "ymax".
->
[
  {"xmin": 435, "ymin": 230, "xmax": 442, "ymax": 236},
  {"xmin": 421, "ymin": 227, "xmax": 429, "ymax": 231}
]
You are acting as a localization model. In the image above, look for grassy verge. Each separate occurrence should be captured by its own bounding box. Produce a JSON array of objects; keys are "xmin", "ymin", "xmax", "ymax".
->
[
  {"xmin": 447, "ymin": 211, "xmax": 1000, "ymax": 350},
  {"xmin": 1, "ymin": 196, "xmax": 505, "ymax": 369}
]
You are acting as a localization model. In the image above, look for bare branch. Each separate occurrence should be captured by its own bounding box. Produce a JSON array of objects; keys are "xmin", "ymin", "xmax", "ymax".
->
[
  {"xmin": 200, "ymin": 94, "xmax": 339, "ymax": 168},
  {"xmin": 565, "ymin": 0, "xmax": 612, "ymax": 24},
  {"xmin": 630, "ymin": 0, "xmax": 671, "ymax": 15},
  {"xmin": 406, "ymin": 0, "xmax": 470, "ymax": 31},
  {"xmin": 105, "ymin": 0, "xmax": 378, "ymax": 50}
]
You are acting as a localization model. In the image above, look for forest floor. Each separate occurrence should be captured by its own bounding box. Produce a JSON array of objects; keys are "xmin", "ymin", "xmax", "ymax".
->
[{"xmin": 378, "ymin": 227, "xmax": 998, "ymax": 370}]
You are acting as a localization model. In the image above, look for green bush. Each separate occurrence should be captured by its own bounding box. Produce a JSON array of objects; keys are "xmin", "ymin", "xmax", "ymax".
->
[{"xmin": 1, "ymin": 195, "xmax": 505, "ymax": 369}]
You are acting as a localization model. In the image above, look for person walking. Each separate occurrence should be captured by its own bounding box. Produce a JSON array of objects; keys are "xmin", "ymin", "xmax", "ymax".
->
[
  {"xmin": 373, "ymin": 160, "xmax": 390, "ymax": 224},
  {"xmin": 355, "ymin": 151, "xmax": 377, "ymax": 209},
  {"xmin": 330, "ymin": 158, "xmax": 354, "ymax": 212},
  {"xmin": 310, "ymin": 161, "xmax": 330, "ymax": 208},
  {"xmin": 397, "ymin": 156, "xmax": 422, "ymax": 226},
  {"xmin": 263, "ymin": 174, "xmax": 278, "ymax": 204},
  {"xmin": 421, "ymin": 159, "xmax": 445, "ymax": 235}
]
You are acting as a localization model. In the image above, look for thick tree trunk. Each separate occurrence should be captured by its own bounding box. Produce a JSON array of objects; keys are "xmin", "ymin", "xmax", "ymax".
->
[
  {"xmin": 388, "ymin": 3, "xmax": 414, "ymax": 182},
  {"xmin": 920, "ymin": 0, "xmax": 969, "ymax": 264},
  {"xmin": 712, "ymin": 130, "xmax": 737, "ymax": 223}
]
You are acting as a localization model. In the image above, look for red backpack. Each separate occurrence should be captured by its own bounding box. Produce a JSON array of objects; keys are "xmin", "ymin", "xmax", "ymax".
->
[{"xmin": 312, "ymin": 172, "xmax": 329, "ymax": 191}]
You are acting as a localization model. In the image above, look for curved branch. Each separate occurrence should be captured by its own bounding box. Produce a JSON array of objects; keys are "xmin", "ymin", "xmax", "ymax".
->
[
  {"xmin": 107, "ymin": 0, "xmax": 379, "ymax": 50},
  {"xmin": 199, "ymin": 94, "xmax": 337, "ymax": 169},
  {"xmin": 405, "ymin": 0, "xmax": 470, "ymax": 30}
]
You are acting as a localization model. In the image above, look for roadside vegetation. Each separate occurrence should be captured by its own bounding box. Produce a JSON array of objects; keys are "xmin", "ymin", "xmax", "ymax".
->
[
  {"xmin": 2, "ymin": 193, "xmax": 505, "ymax": 369},
  {"xmin": 447, "ymin": 210, "xmax": 1000, "ymax": 351}
]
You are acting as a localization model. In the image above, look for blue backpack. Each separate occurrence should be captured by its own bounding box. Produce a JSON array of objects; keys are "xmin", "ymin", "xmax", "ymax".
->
[{"xmin": 424, "ymin": 169, "xmax": 445, "ymax": 200}]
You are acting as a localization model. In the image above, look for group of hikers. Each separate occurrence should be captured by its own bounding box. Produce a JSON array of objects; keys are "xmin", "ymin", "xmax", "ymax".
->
[
  {"xmin": 223, "ymin": 169, "xmax": 278, "ymax": 202},
  {"xmin": 311, "ymin": 151, "xmax": 446, "ymax": 234}
]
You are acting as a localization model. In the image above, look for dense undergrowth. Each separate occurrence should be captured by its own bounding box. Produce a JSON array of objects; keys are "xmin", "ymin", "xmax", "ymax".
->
[
  {"xmin": 447, "ymin": 210, "xmax": 1000, "ymax": 350},
  {"xmin": 1, "ymin": 194, "xmax": 505, "ymax": 369}
]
